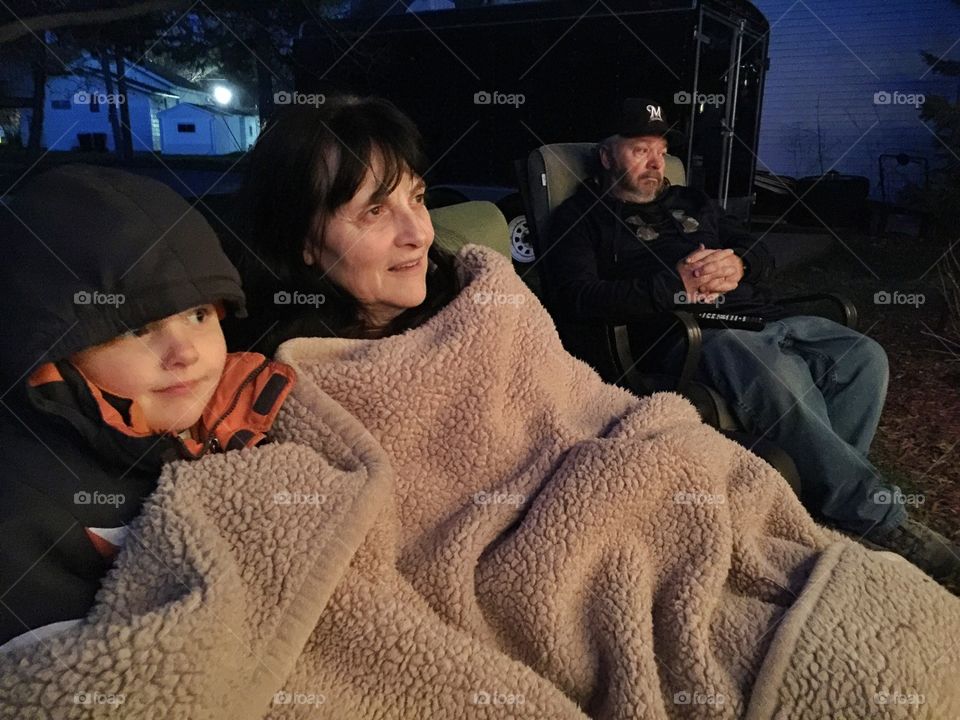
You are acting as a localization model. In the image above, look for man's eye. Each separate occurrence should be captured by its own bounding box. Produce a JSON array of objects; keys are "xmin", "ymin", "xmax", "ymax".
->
[
  {"xmin": 414, "ymin": 193, "xmax": 426, "ymax": 205},
  {"xmin": 367, "ymin": 205, "xmax": 384, "ymax": 217}
]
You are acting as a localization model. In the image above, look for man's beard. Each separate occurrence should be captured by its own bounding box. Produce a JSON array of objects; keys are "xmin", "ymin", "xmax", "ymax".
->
[{"xmin": 615, "ymin": 173, "xmax": 665, "ymax": 203}]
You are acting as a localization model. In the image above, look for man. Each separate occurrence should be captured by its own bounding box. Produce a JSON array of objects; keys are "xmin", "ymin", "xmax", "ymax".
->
[{"xmin": 542, "ymin": 97, "xmax": 959, "ymax": 581}]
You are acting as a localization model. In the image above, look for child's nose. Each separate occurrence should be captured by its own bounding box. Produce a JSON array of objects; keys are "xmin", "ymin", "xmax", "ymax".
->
[{"xmin": 160, "ymin": 328, "xmax": 199, "ymax": 369}]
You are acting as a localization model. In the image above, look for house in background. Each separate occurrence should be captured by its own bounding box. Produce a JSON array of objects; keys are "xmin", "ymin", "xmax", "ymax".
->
[
  {"xmin": 18, "ymin": 52, "xmax": 258, "ymax": 155},
  {"xmin": 753, "ymin": 0, "xmax": 959, "ymax": 200},
  {"xmin": 159, "ymin": 103, "xmax": 259, "ymax": 154}
]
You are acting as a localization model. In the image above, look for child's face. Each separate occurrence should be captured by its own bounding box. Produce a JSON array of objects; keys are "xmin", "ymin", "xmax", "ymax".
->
[{"xmin": 70, "ymin": 304, "xmax": 228, "ymax": 434}]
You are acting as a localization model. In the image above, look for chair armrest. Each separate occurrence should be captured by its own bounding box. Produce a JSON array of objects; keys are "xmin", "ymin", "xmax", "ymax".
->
[
  {"xmin": 606, "ymin": 311, "xmax": 702, "ymax": 394},
  {"xmin": 777, "ymin": 293, "xmax": 859, "ymax": 329}
]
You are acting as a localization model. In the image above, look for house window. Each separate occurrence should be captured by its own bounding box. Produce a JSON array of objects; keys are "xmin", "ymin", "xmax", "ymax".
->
[
  {"xmin": 248, "ymin": 124, "xmax": 253, "ymax": 137},
  {"xmin": 90, "ymin": 95, "xmax": 100, "ymax": 113},
  {"xmin": 51, "ymin": 99, "xmax": 70, "ymax": 110},
  {"xmin": 177, "ymin": 123, "xmax": 196, "ymax": 133}
]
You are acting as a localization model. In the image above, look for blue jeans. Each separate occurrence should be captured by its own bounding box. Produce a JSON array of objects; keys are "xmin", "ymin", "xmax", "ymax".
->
[{"xmin": 669, "ymin": 316, "xmax": 905, "ymax": 535}]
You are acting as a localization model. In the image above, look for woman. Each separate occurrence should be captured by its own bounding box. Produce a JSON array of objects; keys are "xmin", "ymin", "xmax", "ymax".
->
[
  {"xmin": 232, "ymin": 96, "xmax": 461, "ymax": 352},
  {"xmin": 223, "ymin": 95, "xmax": 960, "ymax": 718}
]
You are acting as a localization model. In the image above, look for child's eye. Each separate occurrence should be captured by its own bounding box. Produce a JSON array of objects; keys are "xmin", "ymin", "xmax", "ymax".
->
[{"xmin": 185, "ymin": 306, "xmax": 211, "ymax": 324}]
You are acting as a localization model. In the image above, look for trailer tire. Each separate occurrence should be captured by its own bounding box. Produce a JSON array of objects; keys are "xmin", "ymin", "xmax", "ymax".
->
[{"xmin": 496, "ymin": 194, "xmax": 536, "ymax": 264}]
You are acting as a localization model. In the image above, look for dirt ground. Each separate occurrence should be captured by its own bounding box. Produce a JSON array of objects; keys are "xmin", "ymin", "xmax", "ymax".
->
[{"xmin": 775, "ymin": 229, "xmax": 960, "ymax": 549}]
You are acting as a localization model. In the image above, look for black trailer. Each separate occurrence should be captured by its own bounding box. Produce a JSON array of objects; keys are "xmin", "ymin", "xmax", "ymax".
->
[{"xmin": 294, "ymin": 0, "xmax": 769, "ymax": 224}]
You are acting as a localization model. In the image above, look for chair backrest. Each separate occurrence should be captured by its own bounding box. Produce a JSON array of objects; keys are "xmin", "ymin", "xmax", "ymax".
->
[
  {"xmin": 430, "ymin": 201, "xmax": 510, "ymax": 258},
  {"xmin": 514, "ymin": 143, "xmax": 688, "ymax": 385},
  {"xmin": 524, "ymin": 142, "xmax": 687, "ymax": 247}
]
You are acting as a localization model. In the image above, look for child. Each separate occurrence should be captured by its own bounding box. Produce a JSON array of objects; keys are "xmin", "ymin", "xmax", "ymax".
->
[{"xmin": 0, "ymin": 165, "xmax": 294, "ymax": 651}]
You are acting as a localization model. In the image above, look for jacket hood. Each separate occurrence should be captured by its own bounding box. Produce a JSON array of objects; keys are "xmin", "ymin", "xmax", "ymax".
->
[{"xmin": 0, "ymin": 164, "xmax": 245, "ymax": 391}]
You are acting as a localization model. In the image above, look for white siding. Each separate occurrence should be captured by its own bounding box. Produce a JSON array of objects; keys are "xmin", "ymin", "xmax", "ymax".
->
[
  {"xmin": 754, "ymin": 0, "xmax": 959, "ymax": 197},
  {"xmin": 159, "ymin": 105, "xmax": 214, "ymax": 155}
]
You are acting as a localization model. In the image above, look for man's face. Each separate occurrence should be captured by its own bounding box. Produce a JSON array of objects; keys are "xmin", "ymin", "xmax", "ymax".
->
[{"xmin": 600, "ymin": 135, "xmax": 668, "ymax": 203}]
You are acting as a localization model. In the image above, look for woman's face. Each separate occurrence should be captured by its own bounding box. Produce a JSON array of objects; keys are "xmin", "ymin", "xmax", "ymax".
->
[{"xmin": 305, "ymin": 160, "xmax": 434, "ymax": 329}]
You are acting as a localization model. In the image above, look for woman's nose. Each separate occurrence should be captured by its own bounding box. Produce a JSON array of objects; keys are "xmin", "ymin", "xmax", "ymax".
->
[{"xmin": 395, "ymin": 207, "xmax": 433, "ymax": 247}]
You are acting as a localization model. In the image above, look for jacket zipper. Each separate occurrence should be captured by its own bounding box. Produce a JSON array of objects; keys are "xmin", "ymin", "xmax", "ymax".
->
[{"xmin": 176, "ymin": 358, "xmax": 271, "ymax": 460}]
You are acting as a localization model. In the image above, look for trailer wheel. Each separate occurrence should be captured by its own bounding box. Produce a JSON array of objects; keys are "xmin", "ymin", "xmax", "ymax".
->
[{"xmin": 497, "ymin": 194, "xmax": 536, "ymax": 263}]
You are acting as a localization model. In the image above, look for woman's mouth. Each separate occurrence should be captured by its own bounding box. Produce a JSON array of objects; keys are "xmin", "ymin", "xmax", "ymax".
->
[{"xmin": 389, "ymin": 256, "xmax": 424, "ymax": 272}]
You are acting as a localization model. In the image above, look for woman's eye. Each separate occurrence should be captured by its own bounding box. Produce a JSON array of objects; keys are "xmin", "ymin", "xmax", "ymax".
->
[
  {"xmin": 414, "ymin": 193, "xmax": 426, "ymax": 205},
  {"xmin": 367, "ymin": 205, "xmax": 384, "ymax": 218}
]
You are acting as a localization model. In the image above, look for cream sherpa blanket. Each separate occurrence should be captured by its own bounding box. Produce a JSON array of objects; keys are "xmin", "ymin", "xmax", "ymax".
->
[{"xmin": 2, "ymin": 245, "xmax": 958, "ymax": 719}]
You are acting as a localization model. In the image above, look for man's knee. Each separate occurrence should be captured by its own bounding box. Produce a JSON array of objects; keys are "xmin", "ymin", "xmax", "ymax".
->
[{"xmin": 852, "ymin": 334, "xmax": 889, "ymax": 385}]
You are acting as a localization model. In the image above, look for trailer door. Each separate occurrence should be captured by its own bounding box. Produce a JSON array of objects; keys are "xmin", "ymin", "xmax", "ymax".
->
[{"xmin": 685, "ymin": 5, "xmax": 768, "ymax": 220}]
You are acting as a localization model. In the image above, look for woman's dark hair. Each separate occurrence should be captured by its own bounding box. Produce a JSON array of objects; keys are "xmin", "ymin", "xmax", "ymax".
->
[{"xmin": 234, "ymin": 95, "xmax": 461, "ymax": 353}]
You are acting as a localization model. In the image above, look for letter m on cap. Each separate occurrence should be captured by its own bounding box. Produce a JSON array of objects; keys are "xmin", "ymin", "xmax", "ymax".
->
[{"xmin": 647, "ymin": 104, "xmax": 663, "ymax": 121}]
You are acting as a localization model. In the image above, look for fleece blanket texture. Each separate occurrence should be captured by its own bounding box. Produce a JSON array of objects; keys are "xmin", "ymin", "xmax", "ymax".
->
[{"xmin": 2, "ymin": 245, "xmax": 958, "ymax": 719}]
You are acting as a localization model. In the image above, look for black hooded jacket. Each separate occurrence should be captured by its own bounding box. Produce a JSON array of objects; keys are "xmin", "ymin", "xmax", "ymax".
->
[{"xmin": 0, "ymin": 166, "xmax": 278, "ymax": 649}]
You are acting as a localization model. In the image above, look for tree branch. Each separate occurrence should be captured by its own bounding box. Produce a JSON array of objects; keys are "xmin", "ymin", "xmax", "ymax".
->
[{"xmin": 0, "ymin": 0, "xmax": 193, "ymax": 45}]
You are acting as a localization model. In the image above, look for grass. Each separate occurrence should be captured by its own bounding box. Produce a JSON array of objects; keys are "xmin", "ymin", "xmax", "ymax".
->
[{"xmin": 775, "ymin": 227, "xmax": 960, "ymax": 591}]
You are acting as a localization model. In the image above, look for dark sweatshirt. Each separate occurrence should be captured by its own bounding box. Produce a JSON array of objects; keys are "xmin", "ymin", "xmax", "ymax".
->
[{"xmin": 540, "ymin": 180, "xmax": 782, "ymax": 323}]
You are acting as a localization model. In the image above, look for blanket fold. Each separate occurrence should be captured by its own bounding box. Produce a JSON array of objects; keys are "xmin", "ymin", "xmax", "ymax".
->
[{"xmin": 3, "ymin": 245, "xmax": 958, "ymax": 719}]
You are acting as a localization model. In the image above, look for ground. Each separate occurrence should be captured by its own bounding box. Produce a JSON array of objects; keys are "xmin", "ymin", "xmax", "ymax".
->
[{"xmin": 775, "ymin": 228, "xmax": 960, "ymax": 556}]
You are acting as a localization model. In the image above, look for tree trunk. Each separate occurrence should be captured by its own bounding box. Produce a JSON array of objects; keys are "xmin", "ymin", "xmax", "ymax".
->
[
  {"xmin": 99, "ymin": 48, "xmax": 123, "ymax": 158},
  {"xmin": 254, "ymin": 21, "xmax": 274, "ymax": 126},
  {"xmin": 114, "ymin": 49, "xmax": 134, "ymax": 160},
  {"xmin": 27, "ymin": 41, "xmax": 47, "ymax": 155}
]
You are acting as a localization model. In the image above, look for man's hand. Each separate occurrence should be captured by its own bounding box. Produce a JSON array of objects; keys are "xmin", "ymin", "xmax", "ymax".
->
[{"xmin": 679, "ymin": 244, "xmax": 744, "ymax": 297}]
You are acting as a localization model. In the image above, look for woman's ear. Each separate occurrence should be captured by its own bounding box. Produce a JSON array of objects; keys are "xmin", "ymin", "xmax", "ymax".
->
[{"xmin": 302, "ymin": 246, "xmax": 315, "ymax": 266}]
